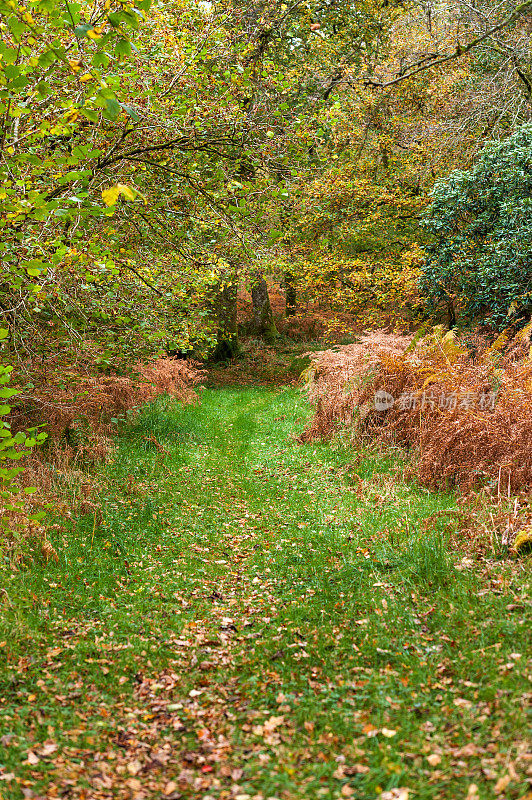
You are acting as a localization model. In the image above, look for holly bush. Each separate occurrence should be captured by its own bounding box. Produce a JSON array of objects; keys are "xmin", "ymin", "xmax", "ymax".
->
[{"xmin": 421, "ymin": 124, "xmax": 532, "ymax": 330}]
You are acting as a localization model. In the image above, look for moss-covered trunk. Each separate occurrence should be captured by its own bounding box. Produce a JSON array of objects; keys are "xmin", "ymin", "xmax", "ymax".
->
[
  {"xmin": 251, "ymin": 275, "xmax": 277, "ymax": 342},
  {"xmin": 212, "ymin": 280, "xmax": 239, "ymax": 361}
]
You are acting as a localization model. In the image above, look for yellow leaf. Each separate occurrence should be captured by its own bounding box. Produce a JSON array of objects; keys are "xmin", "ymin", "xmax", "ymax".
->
[
  {"xmin": 119, "ymin": 183, "xmax": 137, "ymax": 201},
  {"xmin": 441, "ymin": 329, "xmax": 464, "ymax": 361},
  {"xmin": 490, "ymin": 331, "xmax": 508, "ymax": 352},
  {"xmin": 101, "ymin": 184, "xmax": 137, "ymax": 206},
  {"xmin": 79, "ymin": 73, "xmax": 93, "ymax": 83},
  {"xmin": 101, "ymin": 186, "xmax": 121, "ymax": 206}
]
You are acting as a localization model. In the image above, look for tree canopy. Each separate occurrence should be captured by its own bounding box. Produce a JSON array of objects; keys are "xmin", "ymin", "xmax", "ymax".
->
[{"xmin": 1, "ymin": 0, "xmax": 532, "ymax": 389}]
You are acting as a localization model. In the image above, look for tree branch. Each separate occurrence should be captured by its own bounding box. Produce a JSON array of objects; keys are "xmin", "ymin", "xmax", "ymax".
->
[
  {"xmin": 364, "ymin": 0, "xmax": 532, "ymax": 89},
  {"xmin": 117, "ymin": 261, "xmax": 165, "ymax": 296}
]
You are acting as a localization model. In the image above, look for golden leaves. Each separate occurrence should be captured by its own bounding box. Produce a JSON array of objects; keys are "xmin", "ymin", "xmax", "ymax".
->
[{"xmin": 101, "ymin": 184, "xmax": 138, "ymax": 206}]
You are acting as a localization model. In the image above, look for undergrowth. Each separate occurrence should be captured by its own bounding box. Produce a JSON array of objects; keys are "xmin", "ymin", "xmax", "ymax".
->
[{"xmin": 302, "ymin": 325, "xmax": 532, "ymax": 522}]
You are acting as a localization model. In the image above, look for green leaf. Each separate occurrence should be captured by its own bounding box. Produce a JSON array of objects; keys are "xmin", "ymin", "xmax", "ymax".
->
[
  {"xmin": 38, "ymin": 49, "xmax": 57, "ymax": 67},
  {"xmin": 104, "ymin": 97, "xmax": 121, "ymax": 119},
  {"xmin": 6, "ymin": 16, "xmax": 25, "ymax": 38},
  {"xmin": 80, "ymin": 108, "xmax": 99, "ymax": 122},
  {"xmin": 74, "ymin": 23, "xmax": 92, "ymax": 38},
  {"xmin": 93, "ymin": 51, "xmax": 110, "ymax": 68},
  {"xmin": 120, "ymin": 102, "xmax": 139, "ymax": 121},
  {"xmin": 115, "ymin": 38, "xmax": 132, "ymax": 57}
]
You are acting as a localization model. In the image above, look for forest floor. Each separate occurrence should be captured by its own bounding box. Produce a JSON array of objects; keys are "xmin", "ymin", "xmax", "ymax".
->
[{"xmin": 0, "ymin": 380, "xmax": 530, "ymax": 800}]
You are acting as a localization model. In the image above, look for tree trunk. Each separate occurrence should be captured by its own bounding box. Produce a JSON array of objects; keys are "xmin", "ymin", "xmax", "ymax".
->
[
  {"xmin": 212, "ymin": 280, "xmax": 239, "ymax": 361},
  {"xmin": 251, "ymin": 275, "xmax": 277, "ymax": 342},
  {"xmin": 285, "ymin": 271, "xmax": 296, "ymax": 317}
]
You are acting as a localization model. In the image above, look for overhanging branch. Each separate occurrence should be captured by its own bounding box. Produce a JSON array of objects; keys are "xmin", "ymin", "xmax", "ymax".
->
[{"xmin": 364, "ymin": 0, "xmax": 532, "ymax": 89}]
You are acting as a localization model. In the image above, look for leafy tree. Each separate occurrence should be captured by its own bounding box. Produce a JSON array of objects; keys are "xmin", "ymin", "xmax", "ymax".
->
[{"xmin": 421, "ymin": 123, "xmax": 532, "ymax": 329}]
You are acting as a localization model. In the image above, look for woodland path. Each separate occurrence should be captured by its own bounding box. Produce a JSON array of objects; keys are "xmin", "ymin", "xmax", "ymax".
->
[{"xmin": 1, "ymin": 387, "xmax": 529, "ymax": 800}]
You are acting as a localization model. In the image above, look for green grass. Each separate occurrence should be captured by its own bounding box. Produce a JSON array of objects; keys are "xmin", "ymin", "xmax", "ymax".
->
[{"xmin": 0, "ymin": 387, "xmax": 529, "ymax": 799}]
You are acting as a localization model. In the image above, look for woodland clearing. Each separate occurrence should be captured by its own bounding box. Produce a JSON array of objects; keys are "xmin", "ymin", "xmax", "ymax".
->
[
  {"xmin": 2, "ymin": 0, "xmax": 532, "ymax": 793},
  {"xmin": 0, "ymin": 377, "xmax": 530, "ymax": 800}
]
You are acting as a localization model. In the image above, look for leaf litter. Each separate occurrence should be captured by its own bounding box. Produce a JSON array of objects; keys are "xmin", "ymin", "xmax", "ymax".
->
[{"xmin": 0, "ymin": 387, "xmax": 529, "ymax": 800}]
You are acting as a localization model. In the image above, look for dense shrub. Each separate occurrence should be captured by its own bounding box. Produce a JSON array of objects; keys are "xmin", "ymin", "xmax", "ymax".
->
[
  {"xmin": 421, "ymin": 124, "xmax": 532, "ymax": 329},
  {"xmin": 10, "ymin": 358, "xmax": 205, "ymax": 446},
  {"xmin": 299, "ymin": 332, "xmax": 412, "ymax": 440},
  {"xmin": 302, "ymin": 325, "xmax": 532, "ymax": 492}
]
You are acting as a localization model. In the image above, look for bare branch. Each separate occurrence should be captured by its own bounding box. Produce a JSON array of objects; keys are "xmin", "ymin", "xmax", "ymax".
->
[{"xmin": 365, "ymin": 0, "xmax": 532, "ymax": 89}]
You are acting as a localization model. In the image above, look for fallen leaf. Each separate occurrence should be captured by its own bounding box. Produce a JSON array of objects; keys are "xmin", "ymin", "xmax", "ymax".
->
[
  {"xmin": 455, "ymin": 743, "xmax": 478, "ymax": 757},
  {"xmin": 381, "ymin": 728, "xmax": 397, "ymax": 738},
  {"xmin": 380, "ymin": 789, "xmax": 410, "ymax": 800},
  {"xmin": 427, "ymin": 754, "xmax": 441, "ymax": 767},
  {"xmin": 263, "ymin": 715, "xmax": 284, "ymax": 734},
  {"xmin": 350, "ymin": 764, "xmax": 370, "ymax": 774},
  {"xmin": 26, "ymin": 751, "xmax": 39, "ymax": 765},
  {"xmin": 127, "ymin": 759, "xmax": 142, "ymax": 776},
  {"xmin": 494, "ymin": 775, "xmax": 511, "ymax": 794},
  {"xmin": 39, "ymin": 742, "xmax": 58, "ymax": 756}
]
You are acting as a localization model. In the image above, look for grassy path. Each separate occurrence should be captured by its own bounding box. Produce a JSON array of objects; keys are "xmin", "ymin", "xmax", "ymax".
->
[{"xmin": 0, "ymin": 388, "xmax": 529, "ymax": 800}]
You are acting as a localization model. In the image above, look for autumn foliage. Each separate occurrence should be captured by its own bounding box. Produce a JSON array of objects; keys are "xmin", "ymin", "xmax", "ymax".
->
[
  {"xmin": 302, "ymin": 325, "xmax": 532, "ymax": 492},
  {"xmin": 1, "ymin": 358, "xmax": 204, "ymax": 560},
  {"xmin": 12, "ymin": 358, "xmax": 204, "ymax": 448}
]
